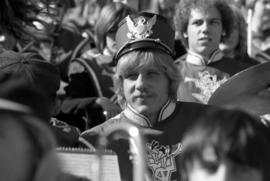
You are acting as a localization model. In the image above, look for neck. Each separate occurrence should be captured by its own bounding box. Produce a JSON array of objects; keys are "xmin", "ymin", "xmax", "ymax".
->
[
  {"xmin": 186, "ymin": 49, "xmax": 223, "ymax": 65},
  {"xmin": 124, "ymin": 100, "xmax": 176, "ymax": 127},
  {"xmin": 143, "ymin": 113, "xmax": 158, "ymax": 126}
]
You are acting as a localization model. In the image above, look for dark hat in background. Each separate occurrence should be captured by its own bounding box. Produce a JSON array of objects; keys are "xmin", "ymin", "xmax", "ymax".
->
[
  {"xmin": 208, "ymin": 62, "xmax": 270, "ymax": 117},
  {"xmin": 0, "ymin": 73, "xmax": 52, "ymax": 122},
  {"xmin": 113, "ymin": 12, "xmax": 175, "ymax": 64},
  {"xmin": 0, "ymin": 49, "xmax": 60, "ymax": 101}
]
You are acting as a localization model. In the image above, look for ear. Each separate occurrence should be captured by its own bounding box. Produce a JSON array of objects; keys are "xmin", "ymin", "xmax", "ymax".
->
[
  {"xmin": 34, "ymin": 151, "xmax": 61, "ymax": 181},
  {"xmin": 183, "ymin": 32, "xmax": 188, "ymax": 38}
]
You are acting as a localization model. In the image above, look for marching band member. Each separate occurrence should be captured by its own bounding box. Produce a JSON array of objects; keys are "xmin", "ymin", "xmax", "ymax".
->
[
  {"xmin": 80, "ymin": 12, "xmax": 221, "ymax": 181},
  {"xmin": 174, "ymin": 0, "xmax": 256, "ymax": 104}
]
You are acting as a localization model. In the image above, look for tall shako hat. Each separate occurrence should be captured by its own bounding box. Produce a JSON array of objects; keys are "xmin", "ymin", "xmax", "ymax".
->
[{"xmin": 113, "ymin": 12, "xmax": 175, "ymax": 64}]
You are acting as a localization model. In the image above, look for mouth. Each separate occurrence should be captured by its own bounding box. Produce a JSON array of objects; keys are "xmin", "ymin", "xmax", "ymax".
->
[
  {"xmin": 199, "ymin": 37, "xmax": 212, "ymax": 42},
  {"xmin": 135, "ymin": 95, "xmax": 149, "ymax": 99},
  {"xmin": 134, "ymin": 93, "xmax": 153, "ymax": 101}
]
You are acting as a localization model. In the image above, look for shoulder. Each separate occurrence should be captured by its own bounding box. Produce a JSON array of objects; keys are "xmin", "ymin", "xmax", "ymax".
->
[
  {"xmin": 165, "ymin": 102, "xmax": 222, "ymax": 134},
  {"xmin": 236, "ymin": 55, "xmax": 260, "ymax": 65},
  {"xmin": 176, "ymin": 101, "xmax": 221, "ymax": 114},
  {"xmin": 84, "ymin": 115, "xmax": 123, "ymax": 134},
  {"xmin": 174, "ymin": 54, "xmax": 187, "ymax": 65},
  {"xmin": 79, "ymin": 114, "xmax": 125, "ymax": 147},
  {"xmin": 209, "ymin": 57, "xmax": 254, "ymax": 75},
  {"xmin": 173, "ymin": 102, "xmax": 226, "ymax": 127},
  {"xmin": 174, "ymin": 54, "xmax": 192, "ymax": 75},
  {"xmin": 50, "ymin": 118, "xmax": 81, "ymax": 147}
]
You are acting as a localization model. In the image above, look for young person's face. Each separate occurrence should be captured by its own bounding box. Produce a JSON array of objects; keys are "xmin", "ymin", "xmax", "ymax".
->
[
  {"xmin": 123, "ymin": 60, "xmax": 169, "ymax": 120},
  {"xmin": 188, "ymin": 159, "xmax": 263, "ymax": 181},
  {"xmin": 186, "ymin": 6, "xmax": 223, "ymax": 58}
]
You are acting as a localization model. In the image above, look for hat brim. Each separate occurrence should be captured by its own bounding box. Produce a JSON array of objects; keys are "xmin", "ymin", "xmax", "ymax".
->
[{"xmin": 113, "ymin": 39, "xmax": 175, "ymax": 65}]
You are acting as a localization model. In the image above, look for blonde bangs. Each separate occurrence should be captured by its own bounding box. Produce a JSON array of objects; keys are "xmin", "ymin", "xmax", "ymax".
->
[{"xmin": 114, "ymin": 50, "xmax": 181, "ymax": 106}]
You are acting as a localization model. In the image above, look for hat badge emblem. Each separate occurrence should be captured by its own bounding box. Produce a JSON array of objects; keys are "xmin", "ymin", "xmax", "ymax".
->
[{"xmin": 126, "ymin": 15, "xmax": 157, "ymax": 40}]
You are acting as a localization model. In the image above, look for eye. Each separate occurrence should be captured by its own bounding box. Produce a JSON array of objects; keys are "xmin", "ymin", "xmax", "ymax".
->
[
  {"xmin": 147, "ymin": 70, "xmax": 160, "ymax": 77},
  {"xmin": 210, "ymin": 19, "xmax": 221, "ymax": 26},
  {"xmin": 125, "ymin": 72, "xmax": 138, "ymax": 80},
  {"xmin": 192, "ymin": 20, "xmax": 203, "ymax": 26}
]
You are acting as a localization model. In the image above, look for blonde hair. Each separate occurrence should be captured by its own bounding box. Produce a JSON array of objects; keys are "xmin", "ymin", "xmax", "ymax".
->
[{"xmin": 114, "ymin": 50, "xmax": 181, "ymax": 107}]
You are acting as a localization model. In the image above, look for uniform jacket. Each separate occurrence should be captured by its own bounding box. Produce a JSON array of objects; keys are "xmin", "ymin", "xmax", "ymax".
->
[
  {"xmin": 79, "ymin": 100, "xmax": 220, "ymax": 181},
  {"xmin": 175, "ymin": 50, "xmax": 256, "ymax": 104}
]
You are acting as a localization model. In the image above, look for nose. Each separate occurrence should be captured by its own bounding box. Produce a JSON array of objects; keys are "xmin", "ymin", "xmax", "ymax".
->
[
  {"xmin": 135, "ymin": 74, "xmax": 147, "ymax": 91},
  {"xmin": 201, "ymin": 22, "xmax": 210, "ymax": 33}
]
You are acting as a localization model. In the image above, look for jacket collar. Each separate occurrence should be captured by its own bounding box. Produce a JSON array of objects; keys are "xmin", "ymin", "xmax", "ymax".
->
[
  {"xmin": 123, "ymin": 100, "xmax": 176, "ymax": 128},
  {"xmin": 186, "ymin": 49, "xmax": 224, "ymax": 66}
]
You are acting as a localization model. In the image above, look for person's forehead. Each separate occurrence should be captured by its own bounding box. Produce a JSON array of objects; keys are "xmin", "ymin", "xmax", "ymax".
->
[
  {"xmin": 189, "ymin": 7, "xmax": 221, "ymax": 21},
  {"xmin": 130, "ymin": 61, "xmax": 160, "ymax": 72}
]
